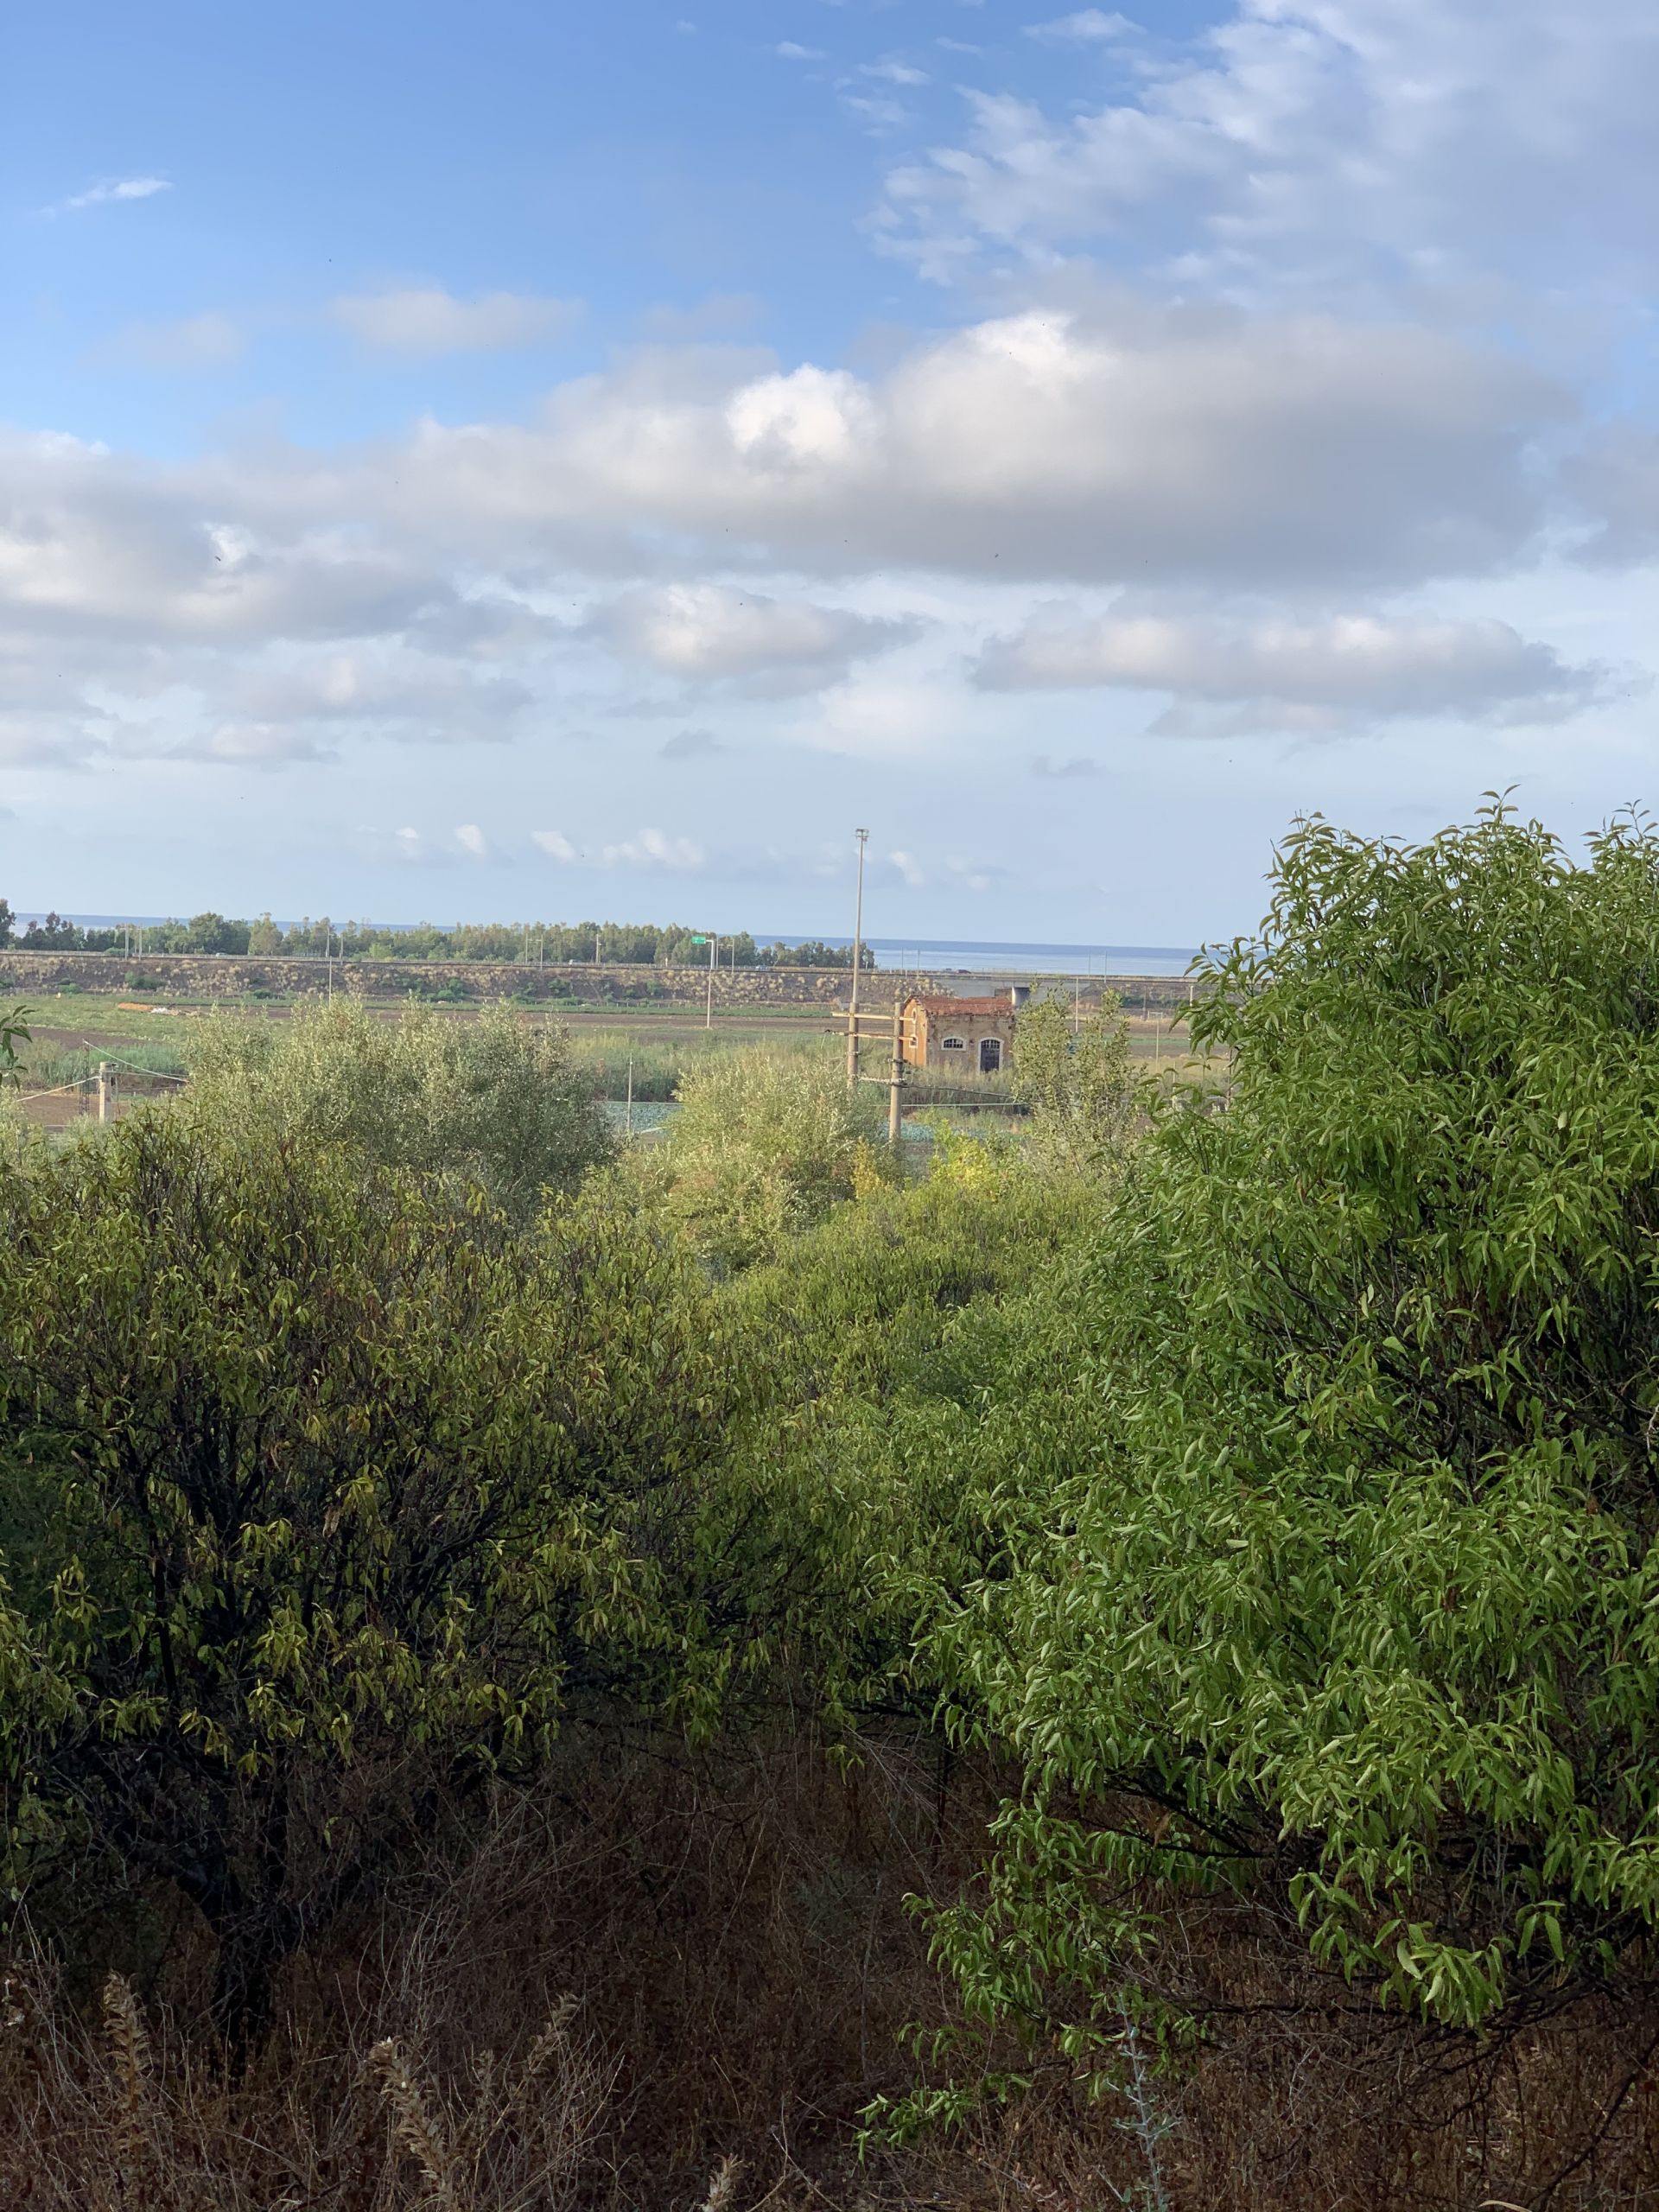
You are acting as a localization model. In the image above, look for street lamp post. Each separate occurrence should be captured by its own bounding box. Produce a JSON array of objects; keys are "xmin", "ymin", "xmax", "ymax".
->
[
  {"xmin": 692, "ymin": 933, "xmax": 717, "ymax": 1027},
  {"xmin": 847, "ymin": 828, "xmax": 868, "ymax": 1088}
]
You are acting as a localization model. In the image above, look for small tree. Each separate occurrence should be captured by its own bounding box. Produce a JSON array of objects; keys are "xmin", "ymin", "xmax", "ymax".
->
[
  {"xmin": 186, "ymin": 998, "xmax": 613, "ymax": 1219},
  {"xmin": 888, "ymin": 804, "xmax": 1659, "ymax": 2124},
  {"xmin": 648, "ymin": 1046, "xmax": 895, "ymax": 1272},
  {"xmin": 1013, "ymin": 993, "xmax": 1137, "ymax": 1169},
  {"xmin": 0, "ymin": 1114, "xmax": 731, "ymax": 2050}
]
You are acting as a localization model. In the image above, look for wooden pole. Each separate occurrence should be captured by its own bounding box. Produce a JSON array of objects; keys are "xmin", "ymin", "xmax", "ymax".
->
[
  {"xmin": 888, "ymin": 1001, "xmax": 903, "ymax": 1150},
  {"xmin": 96, "ymin": 1062, "xmax": 114, "ymax": 1123}
]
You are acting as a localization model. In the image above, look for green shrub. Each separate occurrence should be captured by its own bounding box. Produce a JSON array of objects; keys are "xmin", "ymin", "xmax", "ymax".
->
[
  {"xmin": 0, "ymin": 1113, "xmax": 733, "ymax": 2048},
  {"xmin": 184, "ymin": 998, "xmax": 613, "ymax": 1218},
  {"xmin": 643, "ymin": 1045, "xmax": 898, "ymax": 1272}
]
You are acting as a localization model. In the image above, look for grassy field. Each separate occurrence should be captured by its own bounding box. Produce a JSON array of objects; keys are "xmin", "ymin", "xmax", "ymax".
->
[{"xmin": 7, "ymin": 989, "xmax": 1200, "ymax": 1130}]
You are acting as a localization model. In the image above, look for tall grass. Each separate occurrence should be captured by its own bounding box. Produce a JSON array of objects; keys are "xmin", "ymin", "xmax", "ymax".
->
[
  {"xmin": 20, "ymin": 1042, "xmax": 189, "ymax": 1090},
  {"xmin": 567, "ymin": 1028, "xmax": 830, "ymax": 1101}
]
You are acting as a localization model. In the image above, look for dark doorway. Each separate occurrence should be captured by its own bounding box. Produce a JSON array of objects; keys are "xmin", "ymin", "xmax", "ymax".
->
[{"xmin": 979, "ymin": 1036, "xmax": 1002, "ymax": 1074}]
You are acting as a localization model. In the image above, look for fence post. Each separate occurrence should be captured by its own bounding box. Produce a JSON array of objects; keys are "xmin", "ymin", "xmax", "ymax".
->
[{"xmin": 96, "ymin": 1062, "xmax": 114, "ymax": 1123}]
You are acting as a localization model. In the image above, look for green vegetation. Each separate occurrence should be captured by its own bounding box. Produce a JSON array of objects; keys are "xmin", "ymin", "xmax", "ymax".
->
[
  {"xmin": 3, "ymin": 906, "xmax": 876, "ymax": 967},
  {"xmin": 3, "ymin": 809, "xmax": 1658, "ymax": 2204},
  {"xmin": 185, "ymin": 998, "xmax": 613, "ymax": 1218},
  {"xmin": 635, "ymin": 1040, "xmax": 900, "ymax": 1271}
]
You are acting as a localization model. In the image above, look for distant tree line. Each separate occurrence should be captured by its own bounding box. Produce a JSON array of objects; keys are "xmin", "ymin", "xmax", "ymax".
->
[{"xmin": 0, "ymin": 899, "xmax": 875, "ymax": 968}]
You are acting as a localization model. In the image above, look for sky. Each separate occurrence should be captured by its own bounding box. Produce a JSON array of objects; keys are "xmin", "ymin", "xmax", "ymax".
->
[{"xmin": 3, "ymin": 0, "xmax": 1659, "ymax": 942}]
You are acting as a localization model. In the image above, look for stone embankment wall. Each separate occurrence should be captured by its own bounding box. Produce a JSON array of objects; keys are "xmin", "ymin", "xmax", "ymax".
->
[{"xmin": 0, "ymin": 950, "xmax": 1198, "ymax": 1014}]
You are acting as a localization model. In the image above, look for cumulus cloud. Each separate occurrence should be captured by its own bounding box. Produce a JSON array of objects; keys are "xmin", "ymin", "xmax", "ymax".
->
[
  {"xmin": 861, "ymin": 57, "xmax": 929, "ymax": 85},
  {"xmin": 0, "ymin": 296, "xmax": 1614, "ymax": 775},
  {"xmin": 48, "ymin": 176, "xmax": 170, "ymax": 215},
  {"xmin": 776, "ymin": 41, "xmax": 824, "ymax": 60},
  {"xmin": 602, "ymin": 827, "xmax": 707, "ymax": 872},
  {"xmin": 531, "ymin": 829, "xmax": 579, "ymax": 861},
  {"xmin": 594, "ymin": 582, "xmax": 914, "ymax": 688},
  {"xmin": 321, "ymin": 308, "xmax": 1560, "ymax": 589},
  {"xmin": 454, "ymin": 823, "xmax": 492, "ymax": 859},
  {"xmin": 976, "ymin": 607, "xmax": 1616, "ymax": 731},
  {"xmin": 330, "ymin": 287, "xmax": 582, "ymax": 353}
]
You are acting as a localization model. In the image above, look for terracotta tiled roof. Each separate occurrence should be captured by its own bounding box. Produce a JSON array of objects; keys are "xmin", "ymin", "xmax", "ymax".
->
[{"xmin": 906, "ymin": 994, "xmax": 1014, "ymax": 1017}]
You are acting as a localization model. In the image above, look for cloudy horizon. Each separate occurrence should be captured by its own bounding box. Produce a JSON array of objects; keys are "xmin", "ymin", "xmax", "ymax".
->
[{"xmin": 5, "ymin": 0, "xmax": 1658, "ymax": 941}]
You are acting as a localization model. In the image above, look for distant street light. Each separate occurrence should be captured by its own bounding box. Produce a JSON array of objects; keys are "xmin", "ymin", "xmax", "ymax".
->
[
  {"xmin": 847, "ymin": 829, "xmax": 868, "ymax": 1088},
  {"xmin": 691, "ymin": 932, "xmax": 716, "ymax": 1027}
]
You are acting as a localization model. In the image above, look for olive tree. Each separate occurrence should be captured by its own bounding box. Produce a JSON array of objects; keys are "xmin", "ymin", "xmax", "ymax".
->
[
  {"xmin": 186, "ymin": 997, "xmax": 613, "ymax": 1218},
  {"xmin": 646, "ymin": 1045, "xmax": 896, "ymax": 1273},
  {"xmin": 888, "ymin": 805, "xmax": 1659, "ymax": 2122},
  {"xmin": 0, "ymin": 1112, "xmax": 729, "ymax": 2050},
  {"xmin": 1012, "ymin": 992, "xmax": 1138, "ymax": 1171}
]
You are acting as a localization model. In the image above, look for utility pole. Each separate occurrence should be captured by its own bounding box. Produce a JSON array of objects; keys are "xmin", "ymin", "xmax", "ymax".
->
[
  {"xmin": 706, "ymin": 932, "xmax": 716, "ymax": 1030},
  {"xmin": 888, "ymin": 1001, "xmax": 903, "ymax": 1150},
  {"xmin": 847, "ymin": 827, "xmax": 868, "ymax": 1089}
]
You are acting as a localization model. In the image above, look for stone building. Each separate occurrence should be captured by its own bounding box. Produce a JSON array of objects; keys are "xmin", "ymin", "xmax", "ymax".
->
[{"xmin": 899, "ymin": 986, "xmax": 1027, "ymax": 1077}]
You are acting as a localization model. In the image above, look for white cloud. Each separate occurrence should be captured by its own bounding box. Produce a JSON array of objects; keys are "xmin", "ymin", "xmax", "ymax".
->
[
  {"xmin": 531, "ymin": 830, "xmax": 579, "ymax": 861},
  {"xmin": 861, "ymin": 57, "xmax": 929, "ymax": 85},
  {"xmin": 168, "ymin": 722, "xmax": 338, "ymax": 767},
  {"xmin": 102, "ymin": 312, "xmax": 244, "ymax": 371},
  {"xmin": 1023, "ymin": 11, "xmax": 1133, "ymax": 42},
  {"xmin": 594, "ymin": 582, "xmax": 913, "ymax": 687},
  {"xmin": 888, "ymin": 849, "xmax": 926, "ymax": 888},
  {"xmin": 48, "ymin": 176, "xmax": 170, "ymax": 216},
  {"xmin": 776, "ymin": 41, "xmax": 825, "ymax": 60},
  {"xmin": 330, "ymin": 287, "xmax": 582, "ymax": 353},
  {"xmin": 454, "ymin": 823, "xmax": 492, "ymax": 859},
  {"xmin": 225, "ymin": 651, "xmax": 531, "ymax": 740},
  {"xmin": 976, "ymin": 607, "xmax": 1616, "ymax": 731},
  {"xmin": 880, "ymin": 0, "xmax": 1659, "ymax": 298},
  {"xmin": 601, "ymin": 827, "xmax": 707, "ymax": 872},
  {"xmin": 321, "ymin": 308, "xmax": 1560, "ymax": 589}
]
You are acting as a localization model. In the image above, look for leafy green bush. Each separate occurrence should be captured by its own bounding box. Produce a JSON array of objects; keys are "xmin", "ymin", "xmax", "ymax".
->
[
  {"xmin": 1012, "ymin": 992, "xmax": 1140, "ymax": 1169},
  {"xmin": 887, "ymin": 805, "xmax": 1659, "ymax": 2114},
  {"xmin": 709, "ymin": 1130, "xmax": 1089, "ymax": 1719},
  {"xmin": 0, "ymin": 1112, "xmax": 734, "ymax": 2048},
  {"xmin": 185, "ymin": 998, "xmax": 613, "ymax": 1218},
  {"xmin": 641, "ymin": 1045, "xmax": 898, "ymax": 1272}
]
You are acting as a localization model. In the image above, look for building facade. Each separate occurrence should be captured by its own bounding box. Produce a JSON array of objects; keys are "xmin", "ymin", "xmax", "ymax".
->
[{"xmin": 899, "ymin": 988, "xmax": 1025, "ymax": 1076}]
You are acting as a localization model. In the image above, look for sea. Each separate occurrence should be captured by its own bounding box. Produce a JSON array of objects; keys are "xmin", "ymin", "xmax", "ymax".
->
[{"xmin": 772, "ymin": 937, "xmax": 1201, "ymax": 978}]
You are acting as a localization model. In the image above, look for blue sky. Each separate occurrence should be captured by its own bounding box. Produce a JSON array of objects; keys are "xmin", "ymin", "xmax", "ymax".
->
[{"xmin": 5, "ymin": 0, "xmax": 1659, "ymax": 938}]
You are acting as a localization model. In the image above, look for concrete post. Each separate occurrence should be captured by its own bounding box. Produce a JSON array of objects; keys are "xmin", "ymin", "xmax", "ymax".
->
[{"xmin": 96, "ymin": 1062, "xmax": 114, "ymax": 1123}]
